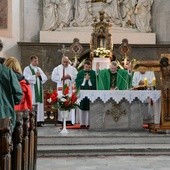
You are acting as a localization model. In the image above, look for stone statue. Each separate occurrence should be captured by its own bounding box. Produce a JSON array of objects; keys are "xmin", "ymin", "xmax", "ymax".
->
[
  {"xmin": 120, "ymin": 0, "xmax": 137, "ymax": 28},
  {"xmin": 42, "ymin": 0, "xmax": 57, "ymax": 31},
  {"xmin": 134, "ymin": 0, "xmax": 154, "ymax": 32},
  {"xmin": 41, "ymin": 0, "xmax": 154, "ymax": 33},
  {"xmin": 55, "ymin": 0, "xmax": 73, "ymax": 30},
  {"xmin": 104, "ymin": 0, "xmax": 122, "ymax": 26},
  {"xmin": 71, "ymin": 0, "xmax": 93, "ymax": 27},
  {"xmin": 42, "ymin": 0, "xmax": 74, "ymax": 31}
]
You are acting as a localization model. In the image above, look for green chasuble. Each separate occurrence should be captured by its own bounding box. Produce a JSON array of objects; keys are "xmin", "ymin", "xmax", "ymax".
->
[
  {"xmin": 97, "ymin": 69, "xmax": 132, "ymax": 90},
  {"xmin": 76, "ymin": 70, "xmax": 96, "ymax": 110}
]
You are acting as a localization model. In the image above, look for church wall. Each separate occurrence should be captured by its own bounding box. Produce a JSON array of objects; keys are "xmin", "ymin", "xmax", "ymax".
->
[
  {"xmin": 1, "ymin": 0, "xmax": 170, "ymax": 59},
  {"xmin": 152, "ymin": 0, "xmax": 170, "ymax": 44},
  {"xmin": 18, "ymin": 42, "xmax": 170, "ymax": 90},
  {"xmin": 0, "ymin": 0, "xmax": 21, "ymax": 58}
]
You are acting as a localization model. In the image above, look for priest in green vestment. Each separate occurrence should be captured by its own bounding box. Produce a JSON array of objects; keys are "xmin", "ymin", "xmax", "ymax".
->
[
  {"xmin": 97, "ymin": 61, "xmax": 132, "ymax": 90},
  {"xmin": 76, "ymin": 60, "xmax": 96, "ymax": 127}
]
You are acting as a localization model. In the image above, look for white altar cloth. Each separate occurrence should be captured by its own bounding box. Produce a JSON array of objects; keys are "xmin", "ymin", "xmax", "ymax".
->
[
  {"xmin": 78, "ymin": 90, "xmax": 161, "ymax": 130},
  {"xmin": 79, "ymin": 90, "xmax": 161, "ymax": 103}
]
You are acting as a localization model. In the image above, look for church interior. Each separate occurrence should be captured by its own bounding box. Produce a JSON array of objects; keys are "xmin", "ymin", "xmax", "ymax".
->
[{"xmin": 0, "ymin": 0, "xmax": 170, "ymax": 169}]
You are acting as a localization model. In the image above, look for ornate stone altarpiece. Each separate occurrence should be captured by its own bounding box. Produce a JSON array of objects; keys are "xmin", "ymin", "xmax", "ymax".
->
[
  {"xmin": 132, "ymin": 54, "xmax": 170, "ymax": 132},
  {"xmin": 90, "ymin": 11, "xmax": 112, "ymax": 59}
]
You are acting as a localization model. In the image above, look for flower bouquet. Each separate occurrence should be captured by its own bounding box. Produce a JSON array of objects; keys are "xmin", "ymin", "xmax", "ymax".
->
[
  {"xmin": 94, "ymin": 47, "xmax": 111, "ymax": 58},
  {"xmin": 47, "ymin": 84, "xmax": 79, "ymax": 111},
  {"xmin": 47, "ymin": 84, "xmax": 79, "ymax": 133}
]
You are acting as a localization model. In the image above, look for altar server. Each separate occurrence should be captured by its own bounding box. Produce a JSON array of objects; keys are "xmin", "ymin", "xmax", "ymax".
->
[
  {"xmin": 23, "ymin": 55, "xmax": 47, "ymax": 127},
  {"xmin": 132, "ymin": 71, "xmax": 155, "ymax": 87},
  {"xmin": 76, "ymin": 60, "xmax": 96, "ymax": 127},
  {"xmin": 51, "ymin": 56, "xmax": 78, "ymax": 124}
]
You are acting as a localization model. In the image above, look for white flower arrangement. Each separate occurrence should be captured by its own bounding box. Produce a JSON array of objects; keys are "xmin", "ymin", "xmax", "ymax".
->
[{"xmin": 94, "ymin": 47, "xmax": 111, "ymax": 58}]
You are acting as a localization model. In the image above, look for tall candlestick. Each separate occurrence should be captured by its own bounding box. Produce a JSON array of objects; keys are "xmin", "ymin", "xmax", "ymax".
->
[
  {"xmin": 152, "ymin": 77, "xmax": 156, "ymax": 86},
  {"xmin": 144, "ymin": 78, "xmax": 148, "ymax": 86}
]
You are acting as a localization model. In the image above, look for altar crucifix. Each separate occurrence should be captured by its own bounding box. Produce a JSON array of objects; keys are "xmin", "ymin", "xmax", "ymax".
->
[{"xmin": 132, "ymin": 54, "xmax": 170, "ymax": 132}]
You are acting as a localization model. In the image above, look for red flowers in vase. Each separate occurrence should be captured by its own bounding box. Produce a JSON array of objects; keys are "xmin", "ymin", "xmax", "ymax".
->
[{"xmin": 47, "ymin": 84, "xmax": 79, "ymax": 111}]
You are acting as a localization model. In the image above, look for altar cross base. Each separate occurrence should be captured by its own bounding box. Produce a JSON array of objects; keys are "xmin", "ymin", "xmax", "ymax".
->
[{"xmin": 132, "ymin": 54, "xmax": 170, "ymax": 133}]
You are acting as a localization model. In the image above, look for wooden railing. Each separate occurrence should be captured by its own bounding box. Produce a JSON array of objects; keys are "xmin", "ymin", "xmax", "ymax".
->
[{"xmin": 0, "ymin": 109, "xmax": 37, "ymax": 170}]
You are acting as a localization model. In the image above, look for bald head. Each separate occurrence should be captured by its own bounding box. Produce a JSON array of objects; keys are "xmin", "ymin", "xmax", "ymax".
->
[
  {"xmin": 61, "ymin": 56, "xmax": 69, "ymax": 67},
  {"xmin": 109, "ymin": 61, "xmax": 118, "ymax": 73}
]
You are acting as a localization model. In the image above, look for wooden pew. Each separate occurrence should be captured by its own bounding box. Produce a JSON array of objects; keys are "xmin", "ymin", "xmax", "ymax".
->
[
  {"xmin": 12, "ymin": 112, "xmax": 23, "ymax": 170},
  {"xmin": 0, "ymin": 118, "xmax": 13, "ymax": 170}
]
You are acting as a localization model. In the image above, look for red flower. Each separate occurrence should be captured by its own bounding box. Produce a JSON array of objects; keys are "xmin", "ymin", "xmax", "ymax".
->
[
  {"xmin": 63, "ymin": 86, "xmax": 69, "ymax": 95},
  {"xmin": 50, "ymin": 90, "xmax": 58, "ymax": 103},
  {"xmin": 71, "ymin": 93, "xmax": 77, "ymax": 103}
]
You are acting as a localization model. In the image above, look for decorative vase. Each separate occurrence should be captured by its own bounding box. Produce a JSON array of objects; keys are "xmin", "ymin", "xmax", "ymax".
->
[{"xmin": 60, "ymin": 110, "xmax": 69, "ymax": 134}]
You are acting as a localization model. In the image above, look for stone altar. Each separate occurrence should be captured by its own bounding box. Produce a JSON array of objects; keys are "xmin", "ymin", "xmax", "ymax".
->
[{"xmin": 79, "ymin": 90, "xmax": 161, "ymax": 131}]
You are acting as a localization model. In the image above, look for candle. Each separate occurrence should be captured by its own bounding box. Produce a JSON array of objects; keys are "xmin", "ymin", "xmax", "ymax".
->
[
  {"xmin": 144, "ymin": 78, "xmax": 148, "ymax": 86},
  {"xmin": 152, "ymin": 77, "xmax": 156, "ymax": 87},
  {"xmin": 124, "ymin": 57, "xmax": 127, "ymax": 67}
]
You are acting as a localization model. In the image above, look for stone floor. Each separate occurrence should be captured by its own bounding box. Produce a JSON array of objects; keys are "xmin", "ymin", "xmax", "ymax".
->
[
  {"xmin": 37, "ymin": 155, "xmax": 170, "ymax": 170},
  {"xmin": 37, "ymin": 124, "xmax": 170, "ymax": 169}
]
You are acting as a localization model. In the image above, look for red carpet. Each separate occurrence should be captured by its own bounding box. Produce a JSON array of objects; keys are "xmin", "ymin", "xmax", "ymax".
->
[
  {"xmin": 66, "ymin": 124, "xmax": 89, "ymax": 129},
  {"xmin": 61, "ymin": 124, "xmax": 148, "ymax": 129}
]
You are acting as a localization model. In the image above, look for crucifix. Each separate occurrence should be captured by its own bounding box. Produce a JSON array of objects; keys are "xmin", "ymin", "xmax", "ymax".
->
[
  {"xmin": 58, "ymin": 44, "xmax": 70, "ymax": 57},
  {"xmin": 132, "ymin": 54, "xmax": 170, "ymax": 132}
]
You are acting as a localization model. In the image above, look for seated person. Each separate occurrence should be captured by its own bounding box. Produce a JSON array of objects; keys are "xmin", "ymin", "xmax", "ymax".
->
[
  {"xmin": 132, "ymin": 71, "xmax": 155, "ymax": 87},
  {"xmin": 96, "ymin": 61, "xmax": 132, "ymax": 90}
]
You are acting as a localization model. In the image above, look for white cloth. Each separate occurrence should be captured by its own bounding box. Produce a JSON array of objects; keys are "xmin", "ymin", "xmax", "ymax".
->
[
  {"xmin": 77, "ymin": 109, "xmax": 89, "ymax": 127},
  {"xmin": 78, "ymin": 90, "xmax": 161, "ymax": 125},
  {"xmin": 51, "ymin": 64, "xmax": 78, "ymax": 123},
  {"xmin": 78, "ymin": 90, "xmax": 161, "ymax": 104},
  {"xmin": 23, "ymin": 64, "xmax": 47, "ymax": 122},
  {"xmin": 132, "ymin": 71, "xmax": 155, "ymax": 87},
  {"xmin": 51, "ymin": 64, "xmax": 77, "ymax": 90}
]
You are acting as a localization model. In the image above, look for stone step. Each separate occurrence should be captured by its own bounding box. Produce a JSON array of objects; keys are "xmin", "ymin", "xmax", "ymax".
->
[
  {"xmin": 38, "ymin": 128, "xmax": 170, "ymax": 145},
  {"xmin": 37, "ymin": 144, "xmax": 170, "ymax": 157},
  {"xmin": 37, "ymin": 125, "xmax": 170, "ymax": 157},
  {"xmin": 38, "ymin": 135, "xmax": 170, "ymax": 145}
]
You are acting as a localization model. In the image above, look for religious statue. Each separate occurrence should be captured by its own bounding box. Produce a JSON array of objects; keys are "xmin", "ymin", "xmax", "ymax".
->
[
  {"xmin": 70, "ymin": 0, "xmax": 93, "ymax": 27},
  {"xmin": 134, "ymin": 0, "xmax": 154, "ymax": 32},
  {"xmin": 41, "ymin": 0, "xmax": 154, "ymax": 33}
]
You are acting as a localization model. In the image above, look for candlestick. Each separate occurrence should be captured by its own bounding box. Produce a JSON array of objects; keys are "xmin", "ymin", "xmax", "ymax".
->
[
  {"xmin": 152, "ymin": 77, "xmax": 156, "ymax": 86},
  {"xmin": 144, "ymin": 78, "xmax": 148, "ymax": 86},
  {"xmin": 124, "ymin": 57, "xmax": 127, "ymax": 68}
]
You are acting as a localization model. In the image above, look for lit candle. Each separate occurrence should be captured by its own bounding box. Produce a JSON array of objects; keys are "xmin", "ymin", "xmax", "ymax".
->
[
  {"xmin": 124, "ymin": 57, "xmax": 127, "ymax": 67},
  {"xmin": 144, "ymin": 78, "xmax": 148, "ymax": 86},
  {"xmin": 152, "ymin": 77, "xmax": 156, "ymax": 87}
]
